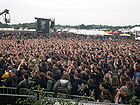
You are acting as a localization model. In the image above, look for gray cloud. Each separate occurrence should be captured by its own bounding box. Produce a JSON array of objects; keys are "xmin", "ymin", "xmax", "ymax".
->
[{"xmin": 1, "ymin": 0, "xmax": 140, "ymax": 25}]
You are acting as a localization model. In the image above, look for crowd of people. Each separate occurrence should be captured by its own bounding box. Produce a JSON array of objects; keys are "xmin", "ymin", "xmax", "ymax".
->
[{"xmin": 0, "ymin": 33, "xmax": 140, "ymax": 104}]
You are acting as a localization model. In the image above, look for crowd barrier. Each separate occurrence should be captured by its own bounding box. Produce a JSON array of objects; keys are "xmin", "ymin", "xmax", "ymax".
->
[{"xmin": 0, "ymin": 87, "xmax": 122, "ymax": 105}]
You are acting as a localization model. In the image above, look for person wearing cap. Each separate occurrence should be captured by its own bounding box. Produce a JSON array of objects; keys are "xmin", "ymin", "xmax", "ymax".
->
[{"xmin": 3, "ymin": 69, "xmax": 17, "ymax": 87}]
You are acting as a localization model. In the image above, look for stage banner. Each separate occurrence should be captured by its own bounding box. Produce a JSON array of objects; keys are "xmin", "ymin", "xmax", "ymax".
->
[{"xmin": 35, "ymin": 18, "xmax": 50, "ymax": 34}]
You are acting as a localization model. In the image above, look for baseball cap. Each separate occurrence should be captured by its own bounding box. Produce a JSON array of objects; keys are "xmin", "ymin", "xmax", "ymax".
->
[{"xmin": 9, "ymin": 69, "xmax": 16, "ymax": 73}]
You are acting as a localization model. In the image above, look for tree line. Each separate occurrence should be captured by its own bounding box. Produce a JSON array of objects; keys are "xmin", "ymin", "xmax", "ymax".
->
[{"xmin": 0, "ymin": 22, "xmax": 140, "ymax": 31}]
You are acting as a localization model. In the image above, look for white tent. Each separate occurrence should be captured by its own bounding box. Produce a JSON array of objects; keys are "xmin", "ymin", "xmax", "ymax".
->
[
  {"xmin": 68, "ymin": 29, "xmax": 106, "ymax": 36},
  {"xmin": 130, "ymin": 27, "xmax": 140, "ymax": 32}
]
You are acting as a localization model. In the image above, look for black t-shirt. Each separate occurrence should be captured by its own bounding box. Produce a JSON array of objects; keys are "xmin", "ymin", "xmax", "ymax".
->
[
  {"xmin": 72, "ymin": 79, "xmax": 87, "ymax": 95},
  {"xmin": 119, "ymin": 95, "xmax": 131, "ymax": 104},
  {"xmin": 4, "ymin": 76, "xmax": 17, "ymax": 87},
  {"xmin": 134, "ymin": 85, "xmax": 140, "ymax": 99}
]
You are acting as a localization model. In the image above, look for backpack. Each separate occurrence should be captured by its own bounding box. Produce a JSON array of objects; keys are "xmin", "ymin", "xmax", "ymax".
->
[
  {"xmin": 46, "ymin": 79, "xmax": 56, "ymax": 92},
  {"xmin": 56, "ymin": 80, "xmax": 70, "ymax": 94}
]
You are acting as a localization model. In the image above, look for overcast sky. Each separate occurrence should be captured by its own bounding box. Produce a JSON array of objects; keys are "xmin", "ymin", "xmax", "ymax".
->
[{"xmin": 1, "ymin": 0, "xmax": 140, "ymax": 26}]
